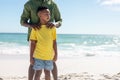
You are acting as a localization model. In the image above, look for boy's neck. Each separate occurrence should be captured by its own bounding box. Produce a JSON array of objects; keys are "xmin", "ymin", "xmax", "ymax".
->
[{"xmin": 40, "ymin": 20, "xmax": 48, "ymax": 25}]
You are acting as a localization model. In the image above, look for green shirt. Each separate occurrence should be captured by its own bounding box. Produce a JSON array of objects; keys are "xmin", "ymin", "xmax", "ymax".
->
[{"xmin": 20, "ymin": 0, "xmax": 62, "ymax": 41}]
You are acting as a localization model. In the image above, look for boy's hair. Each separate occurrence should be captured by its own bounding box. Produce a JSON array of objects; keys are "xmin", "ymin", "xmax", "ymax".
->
[{"xmin": 37, "ymin": 6, "xmax": 48, "ymax": 13}]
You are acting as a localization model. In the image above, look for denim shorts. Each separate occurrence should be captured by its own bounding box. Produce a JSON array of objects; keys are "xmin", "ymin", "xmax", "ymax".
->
[{"xmin": 33, "ymin": 58, "xmax": 53, "ymax": 71}]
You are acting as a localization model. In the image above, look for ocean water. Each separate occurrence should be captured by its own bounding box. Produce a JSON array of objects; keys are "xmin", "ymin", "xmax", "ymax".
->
[{"xmin": 0, "ymin": 33, "xmax": 120, "ymax": 57}]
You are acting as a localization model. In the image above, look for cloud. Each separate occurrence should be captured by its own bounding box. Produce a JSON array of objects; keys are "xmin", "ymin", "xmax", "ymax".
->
[
  {"xmin": 98, "ymin": 0, "xmax": 120, "ymax": 11},
  {"xmin": 100, "ymin": 0, "xmax": 120, "ymax": 5}
]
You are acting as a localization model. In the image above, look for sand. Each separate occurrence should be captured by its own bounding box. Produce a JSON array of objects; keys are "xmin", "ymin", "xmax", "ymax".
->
[{"xmin": 0, "ymin": 54, "xmax": 120, "ymax": 80}]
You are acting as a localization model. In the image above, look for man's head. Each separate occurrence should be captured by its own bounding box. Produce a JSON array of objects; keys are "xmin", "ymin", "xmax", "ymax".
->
[{"xmin": 37, "ymin": 6, "xmax": 50, "ymax": 24}]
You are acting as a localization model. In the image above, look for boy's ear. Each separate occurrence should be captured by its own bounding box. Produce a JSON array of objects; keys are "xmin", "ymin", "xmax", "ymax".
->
[{"xmin": 37, "ymin": 12, "xmax": 41, "ymax": 17}]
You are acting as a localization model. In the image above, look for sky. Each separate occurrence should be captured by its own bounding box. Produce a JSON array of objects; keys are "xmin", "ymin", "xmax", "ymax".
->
[{"xmin": 0, "ymin": 0, "xmax": 120, "ymax": 35}]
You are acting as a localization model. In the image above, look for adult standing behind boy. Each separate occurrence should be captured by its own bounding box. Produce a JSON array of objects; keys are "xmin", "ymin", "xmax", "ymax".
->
[
  {"xmin": 30, "ymin": 6, "xmax": 57, "ymax": 80},
  {"xmin": 20, "ymin": 0, "xmax": 62, "ymax": 80}
]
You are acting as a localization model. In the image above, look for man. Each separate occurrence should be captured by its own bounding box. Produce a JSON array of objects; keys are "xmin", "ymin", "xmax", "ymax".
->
[{"xmin": 20, "ymin": 0, "xmax": 62, "ymax": 80}]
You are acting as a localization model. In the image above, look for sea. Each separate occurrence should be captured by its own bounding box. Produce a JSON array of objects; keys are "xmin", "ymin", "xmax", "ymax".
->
[{"xmin": 0, "ymin": 33, "xmax": 120, "ymax": 58}]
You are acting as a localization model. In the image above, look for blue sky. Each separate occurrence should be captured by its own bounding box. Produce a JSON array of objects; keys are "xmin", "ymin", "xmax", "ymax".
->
[{"xmin": 0, "ymin": 0, "xmax": 120, "ymax": 34}]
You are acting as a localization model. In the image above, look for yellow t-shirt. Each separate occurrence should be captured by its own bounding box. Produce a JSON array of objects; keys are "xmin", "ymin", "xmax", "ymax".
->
[{"xmin": 30, "ymin": 25, "xmax": 56, "ymax": 60}]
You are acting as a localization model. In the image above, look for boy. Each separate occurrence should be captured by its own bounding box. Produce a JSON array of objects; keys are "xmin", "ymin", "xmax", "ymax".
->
[
  {"xmin": 30, "ymin": 6, "xmax": 57, "ymax": 80},
  {"xmin": 20, "ymin": 0, "xmax": 62, "ymax": 80}
]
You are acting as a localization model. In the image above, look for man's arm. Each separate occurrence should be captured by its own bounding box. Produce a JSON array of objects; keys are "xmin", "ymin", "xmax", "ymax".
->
[
  {"xmin": 53, "ymin": 3, "xmax": 62, "ymax": 28},
  {"xmin": 53, "ymin": 40, "xmax": 58, "ymax": 61},
  {"xmin": 46, "ymin": 3, "xmax": 62, "ymax": 28},
  {"xmin": 30, "ymin": 40, "xmax": 37, "ymax": 65},
  {"xmin": 20, "ymin": 4, "xmax": 40, "ymax": 29},
  {"xmin": 20, "ymin": 3, "xmax": 30, "ymax": 27}
]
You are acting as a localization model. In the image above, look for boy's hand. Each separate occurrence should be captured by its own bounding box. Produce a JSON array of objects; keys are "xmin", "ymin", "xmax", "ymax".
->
[
  {"xmin": 53, "ymin": 56, "xmax": 57, "ymax": 62},
  {"xmin": 30, "ymin": 58, "xmax": 34, "ymax": 65}
]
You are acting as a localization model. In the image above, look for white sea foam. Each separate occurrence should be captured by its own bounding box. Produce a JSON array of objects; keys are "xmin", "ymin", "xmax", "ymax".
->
[
  {"xmin": 0, "ymin": 42, "xmax": 29, "ymax": 55},
  {"xmin": 0, "ymin": 41, "xmax": 120, "ymax": 58}
]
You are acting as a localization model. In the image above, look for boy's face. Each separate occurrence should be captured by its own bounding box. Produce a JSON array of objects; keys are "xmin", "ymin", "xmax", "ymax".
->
[{"xmin": 38, "ymin": 9, "xmax": 50, "ymax": 22}]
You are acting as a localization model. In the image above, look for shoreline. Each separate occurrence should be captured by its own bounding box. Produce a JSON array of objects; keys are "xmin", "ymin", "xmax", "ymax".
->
[{"xmin": 1, "ymin": 72, "xmax": 120, "ymax": 80}]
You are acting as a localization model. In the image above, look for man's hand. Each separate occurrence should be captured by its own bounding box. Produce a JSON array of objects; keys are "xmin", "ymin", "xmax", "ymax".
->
[
  {"xmin": 30, "ymin": 24, "xmax": 41, "ymax": 30},
  {"xmin": 46, "ymin": 22, "xmax": 55, "ymax": 28},
  {"xmin": 22, "ymin": 23, "xmax": 41, "ymax": 30}
]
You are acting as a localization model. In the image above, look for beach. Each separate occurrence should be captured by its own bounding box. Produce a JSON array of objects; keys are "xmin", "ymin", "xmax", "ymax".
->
[
  {"xmin": 0, "ymin": 54, "xmax": 120, "ymax": 80},
  {"xmin": 0, "ymin": 33, "xmax": 120, "ymax": 80}
]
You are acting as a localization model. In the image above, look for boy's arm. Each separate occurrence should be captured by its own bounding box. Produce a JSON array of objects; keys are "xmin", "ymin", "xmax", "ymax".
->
[
  {"xmin": 53, "ymin": 40, "xmax": 58, "ymax": 62},
  {"xmin": 30, "ymin": 40, "xmax": 37, "ymax": 65}
]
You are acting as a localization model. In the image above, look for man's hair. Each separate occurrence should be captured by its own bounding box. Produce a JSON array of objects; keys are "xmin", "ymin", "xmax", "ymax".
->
[{"xmin": 37, "ymin": 6, "xmax": 48, "ymax": 13}]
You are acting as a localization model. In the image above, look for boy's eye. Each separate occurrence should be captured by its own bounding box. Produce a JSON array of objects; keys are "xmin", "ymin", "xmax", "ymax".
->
[{"xmin": 44, "ymin": 13, "xmax": 50, "ymax": 16}]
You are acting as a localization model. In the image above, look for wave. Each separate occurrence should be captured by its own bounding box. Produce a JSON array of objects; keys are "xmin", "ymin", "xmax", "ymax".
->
[{"xmin": 0, "ymin": 34, "xmax": 120, "ymax": 58}]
